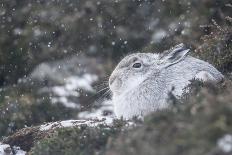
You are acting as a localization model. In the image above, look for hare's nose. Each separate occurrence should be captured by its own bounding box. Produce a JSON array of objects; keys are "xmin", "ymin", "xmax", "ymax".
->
[{"xmin": 109, "ymin": 75, "xmax": 116, "ymax": 85}]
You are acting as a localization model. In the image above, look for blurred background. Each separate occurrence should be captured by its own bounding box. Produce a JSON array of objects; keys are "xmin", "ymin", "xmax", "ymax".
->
[{"xmin": 0, "ymin": 0, "xmax": 231, "ymax": 137}]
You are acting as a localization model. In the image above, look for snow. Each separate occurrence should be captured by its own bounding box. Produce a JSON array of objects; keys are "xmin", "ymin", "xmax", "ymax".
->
[
  {"xmin": 40, "ymin": 100, "xmax": 115, "ymax": 131},
  {"xmin": 0, "ymin": 143, "xmax": 12, "ymax": 155},
  {"xmin": 168, "ymin": 22, "xmax": 178, "ymax": 31},
  {"xmin": 151, "ymin": 29, "xmax": 167, "ymax": 43},
  {"xmin": 78, "ymin": 100, "xmax": 115, "ymax": 124},
  {"xmin": 48, "ymin": 42, "xmax": 52, "ymax": 47},
  {"xmin": 39, "ymin": 119, "xmax": 105, "ymax": 131},
  {"xmin": 51, "ymin": 74, "xmax": 98, "ymax": 97},
  {"xmin": 52, "ymin": 86, "xmax": 79, "ymax": 97},
  {"xmin": 29, "ymin": 55, "xmax": 100, "ymax": 109},
  {"xmin": 51, "ymin": 97, "xmax": 80, "ymax": 109},
  {"xmin": 50, "ymin": 74, "xmax": 98, "ymax": 108},
  {"xmin": 13, "ymin": 28, "xmax": 23, "ymax": 35},
  {"xmin": 66, "ymin": 74, "xmax": 98, "ymax": 92},
  {"xmin": 0, "ymin": 143, "xmax": 26, "ymax": 155},
  {"xmin": 33, "ymin": 28, "xmax": 42, "ymax": 37},
  {"xmin": 217, "ymin": 134, "xmax": 232, "ymax": 153},
  {"xmin": 148, "ymin": 18, "xmax": 160, "ymax": 30},
  {"xmin": 13, "ymin": 146, "xmax": 26, "ymax": 155}
]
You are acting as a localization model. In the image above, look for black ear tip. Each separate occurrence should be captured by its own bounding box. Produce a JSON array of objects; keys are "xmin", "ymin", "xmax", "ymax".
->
[
  {"xmin": 173, "ymin": 43, "xmax": 185, "ymax": 49},
  {"xmin": 172, "ymin": 43, "xmax": 189, "ymax": 52},
  {"xmin": 176, "ymin": 43, "xmax": 185, "ymax": 47}
]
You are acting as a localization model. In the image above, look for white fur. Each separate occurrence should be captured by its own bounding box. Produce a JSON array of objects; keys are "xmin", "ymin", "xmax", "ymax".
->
[
  {"xmin": 109, "ymin": 44, "xmax": 224, "ymax": 119},
  {"xmin": 194, "ymin": 71, "xmax": 217, "ymax": 82}
]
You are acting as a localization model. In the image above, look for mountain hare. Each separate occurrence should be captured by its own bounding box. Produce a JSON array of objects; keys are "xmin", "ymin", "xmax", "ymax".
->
[{"xmin": 109, "ymin": 43, "xmax": 224, "ymax": 119}]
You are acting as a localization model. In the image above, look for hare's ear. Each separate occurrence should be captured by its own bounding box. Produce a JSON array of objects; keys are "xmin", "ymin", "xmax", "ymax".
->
[{"xmin": 159, "ymin": 43, "xmax": 190, "ymax": 67}]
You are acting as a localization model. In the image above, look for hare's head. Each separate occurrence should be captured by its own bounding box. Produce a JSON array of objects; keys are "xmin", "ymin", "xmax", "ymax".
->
[{"xmin": 109, "ymin": 43, "xmax": 190, "ymax": 96}]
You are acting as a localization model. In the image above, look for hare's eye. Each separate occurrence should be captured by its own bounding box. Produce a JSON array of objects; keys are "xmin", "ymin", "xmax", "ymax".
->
[{"xmin": 132, "ymin": 63, "xmax": 142, "ymax": 68}]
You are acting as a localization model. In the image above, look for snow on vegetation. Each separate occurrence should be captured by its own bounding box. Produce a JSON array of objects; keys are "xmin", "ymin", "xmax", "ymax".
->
[
  {"xmin": 13, "ymin": 146, "xmax": 27, "ymax": 155},
  {"xmin": 39, "ymin": 119, "xmax": 106, "ymax": 131},
  {"xmin": 0, "ymin": 143, "xmax": 10, "ymax": 155},
  {"xmin": 0, "ymin": 143, "xmax": 26, "ymax": 155},
  {"xmin": 28, "ymin": 55, "xmax": 101, "ymax": 109},
  {"xmin": 51, "ymin": 74, "xmax": 98, "ymax": 108},
  {"xmin": 217, "ymin": 134, "xmax": 232, "ymax": 153},
  {"xmin": 52, "ymin": 74, "xmax": 98, "ymax": 96},
  {"xmin": 151, "ymin": 29, "xmax": 168, "ymax": 43}
]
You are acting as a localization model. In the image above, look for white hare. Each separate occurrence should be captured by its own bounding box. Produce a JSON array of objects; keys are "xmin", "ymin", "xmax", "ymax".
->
[{"xmin": 109, "ymin": 43, "xmax": 224, "ymax": 119}]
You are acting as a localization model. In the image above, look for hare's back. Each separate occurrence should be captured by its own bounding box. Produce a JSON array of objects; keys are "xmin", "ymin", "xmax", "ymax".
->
[
  {"xmin": 163, "ymin": 56, "xmax": 224, "ymax": 96},
  {"xmin": 185, "ymin": 56, "xmax": 224, "ymax": 82}
]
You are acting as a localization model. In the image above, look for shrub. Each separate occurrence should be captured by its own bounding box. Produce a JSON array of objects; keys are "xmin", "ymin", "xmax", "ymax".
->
[{"xmin": 30, "ymin": 121, "xmax": 124, "ymax": 155}]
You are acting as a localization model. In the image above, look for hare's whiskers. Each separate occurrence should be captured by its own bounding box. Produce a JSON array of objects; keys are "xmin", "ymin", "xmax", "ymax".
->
[
  {"xmin": 95, "ymin": 89, "xmax": 112, "ymax": 104},
  {"xmin": 95, "ymin": 87, "xmax": 109, "ymax": 95}
]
